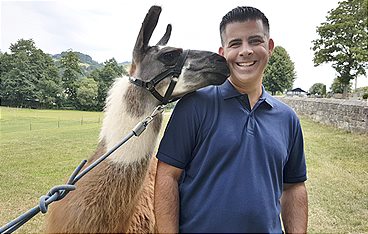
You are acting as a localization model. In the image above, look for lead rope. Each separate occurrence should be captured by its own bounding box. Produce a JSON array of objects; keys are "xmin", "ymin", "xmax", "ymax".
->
[{"xmin": 0, "ymin": 104, "xmax": 166, "ymax": 234}]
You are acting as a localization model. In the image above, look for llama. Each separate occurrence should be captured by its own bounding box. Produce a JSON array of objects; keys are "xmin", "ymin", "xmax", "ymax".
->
[{"xmin": 45, "ymin": 5, "xmax": 229, "ymax": 233}]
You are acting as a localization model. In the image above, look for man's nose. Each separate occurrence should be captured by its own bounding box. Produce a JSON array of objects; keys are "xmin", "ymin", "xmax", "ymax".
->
[{"xmin": 239, "ymin": 44, "xmax": 253, "ymax": 56}]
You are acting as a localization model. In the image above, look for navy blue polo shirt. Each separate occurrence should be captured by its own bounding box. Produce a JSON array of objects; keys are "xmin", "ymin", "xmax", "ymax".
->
[{"xmin": 157, "ymin": 79, "xmax": 307, "ymax": 233}]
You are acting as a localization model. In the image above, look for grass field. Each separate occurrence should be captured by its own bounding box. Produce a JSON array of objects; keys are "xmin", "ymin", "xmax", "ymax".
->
[{"xmin": 0, "ymin": 107, "xmax": 367, "ymax": 233}]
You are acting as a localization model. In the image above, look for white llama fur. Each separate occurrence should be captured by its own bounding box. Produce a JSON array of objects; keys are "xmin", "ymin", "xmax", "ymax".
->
[{"xmin": 100, "ymin": 77, "xmax": 159, "ymax": 164}]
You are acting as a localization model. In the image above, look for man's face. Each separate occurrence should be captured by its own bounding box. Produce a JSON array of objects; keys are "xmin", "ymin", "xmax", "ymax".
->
[{"xmin": 219, "ymin": 19, "xmax": 274, "ymax": 89}]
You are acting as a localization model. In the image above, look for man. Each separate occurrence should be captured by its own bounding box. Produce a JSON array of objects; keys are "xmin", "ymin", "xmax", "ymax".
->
[{"xmin": 155, "ymin": 6, "xmax": 308, "ymax": 233}]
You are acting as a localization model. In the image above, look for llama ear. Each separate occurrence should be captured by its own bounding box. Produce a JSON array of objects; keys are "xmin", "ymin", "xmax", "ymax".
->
[
  {"xmin": 132, "ymin": 5, "xmax": 162, "ymax": 64},
  {"xmin": 156, "ymin": 24, "xmax": 172, "ymax": 46}
]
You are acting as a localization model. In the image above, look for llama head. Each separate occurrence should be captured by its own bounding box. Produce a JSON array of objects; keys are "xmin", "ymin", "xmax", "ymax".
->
[{"xmin": 129, "ymin": 5, "xmax": 229, "ymax": 104}]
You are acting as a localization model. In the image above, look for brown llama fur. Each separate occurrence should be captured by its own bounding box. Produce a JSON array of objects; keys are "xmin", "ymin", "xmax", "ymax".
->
[
  {"xmin": 45, "ymin": 5, "xmax": 228, "ymax": 233},
  {"xmin": 46, "ymin": 141, "xmax": 158, "ymax": 233}
]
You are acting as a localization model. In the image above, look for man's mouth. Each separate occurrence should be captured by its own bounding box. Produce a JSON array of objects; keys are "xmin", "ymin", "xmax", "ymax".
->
[{"xmin": 236, "ymin": 61, "xmax": 257, "ymax": 67}]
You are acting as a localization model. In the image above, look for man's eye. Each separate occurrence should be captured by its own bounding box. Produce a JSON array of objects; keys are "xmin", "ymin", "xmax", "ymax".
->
[
  {"xmin": 229, "ymin": 42, "xmax": 241, "ymax": 48},
  {"xmin": 250, "ymin": 39, "xmax": 263, "ymax": 45}
]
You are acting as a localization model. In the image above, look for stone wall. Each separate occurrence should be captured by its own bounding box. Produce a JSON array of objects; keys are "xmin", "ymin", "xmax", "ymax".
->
[{"xmin": 277, "ymin": 97, "xmax": 368, "ymax": 134}]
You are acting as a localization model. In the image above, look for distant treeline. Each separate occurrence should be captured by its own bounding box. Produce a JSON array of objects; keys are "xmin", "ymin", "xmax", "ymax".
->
[{"xmin": 0, "ymin": 39, "xmax": 129, "ymax": 111}]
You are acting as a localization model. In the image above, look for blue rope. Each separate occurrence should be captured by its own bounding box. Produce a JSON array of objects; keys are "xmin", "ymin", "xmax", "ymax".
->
[{"xmin": 0, "ymin": 176, "xmax": 79, "ymax": 233}]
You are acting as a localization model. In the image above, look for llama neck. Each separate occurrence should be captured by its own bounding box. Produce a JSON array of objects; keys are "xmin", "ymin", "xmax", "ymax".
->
[{"xmin": 99, "ymin": 76, "xmax": 162, "ymax": 164}]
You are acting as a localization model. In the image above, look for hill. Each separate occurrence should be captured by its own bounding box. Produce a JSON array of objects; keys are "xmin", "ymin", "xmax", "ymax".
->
[
  {"xmin": 52, "ymin": 51, "xmax": 104, "ymax": 75},
  {"xmin": 52, "ymin": 51, "xmax": 101, "ymax": 66}
]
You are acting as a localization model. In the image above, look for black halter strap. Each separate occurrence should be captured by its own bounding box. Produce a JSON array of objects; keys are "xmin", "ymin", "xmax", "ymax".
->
[{"xmin": 129, "ymin": 50, "xmax": 189, "ymax": 104}]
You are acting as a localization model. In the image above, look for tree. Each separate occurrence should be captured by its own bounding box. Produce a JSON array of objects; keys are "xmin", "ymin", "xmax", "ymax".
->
[
  {"xmin": 76, "ymin": 77, "xmax": 98, "ymax": 110},
  {"xmin": 31, "ymin": 45, "xmax": 63, "ymax": 108},
  {"xmin": 331, "ymin": 77, "xmax": 352, "ymax": 94},
  {"xmin": 309, "ymin": 83, "xmax": 327, "ymax": 96},
  {"xmin": 60, "ymin": 49, "xmax": 82, "ymax": 107},
  {"xmin": 93, "ymin": 58, "xmax": 126, "ymax": 109},
  {"xmin": 312, "ymin": 0, "xmax": 368, "ymax": 97},
  {"xmin": 0, "ymin": 39, "xmax": 62, "ymax": 107},
  {"xmin": 0, "ymin": 52, "xmax": 14, "ymax": 104},
  {"xmin": 263, "ymin": 46, "xmax": 296, "ymax": 95}
]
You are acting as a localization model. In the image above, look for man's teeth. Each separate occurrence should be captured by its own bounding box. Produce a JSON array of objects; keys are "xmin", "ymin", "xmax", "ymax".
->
[{"xmin": 238, "ymin": 61, "xmax": 256, "ymax": 67}]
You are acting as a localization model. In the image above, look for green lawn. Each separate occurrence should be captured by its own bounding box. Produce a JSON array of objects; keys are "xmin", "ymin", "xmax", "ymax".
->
[
  {"xmin": 0, "ymin": 107, "xmax": 367, "ymax": 233},
  {"xmin": 0, "ymin": 107, "xmax": 103, "ymax": 233},
  {"xmin": 302, "ymin": 116, "xmax": 368, "ymax": 233}
]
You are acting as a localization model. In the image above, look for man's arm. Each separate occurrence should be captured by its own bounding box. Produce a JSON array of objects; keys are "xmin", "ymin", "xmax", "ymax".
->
[
  {"xmin": 281, "ymin": 182, "xmax": 308, "ymax": 233},
  {"xmin": 154, "ymin": 160, "xmax": 183, "ymax": 233}
]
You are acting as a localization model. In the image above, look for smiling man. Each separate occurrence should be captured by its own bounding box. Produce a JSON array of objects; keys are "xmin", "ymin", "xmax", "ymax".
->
[
  {"xmin": 218, "ymin": 17, "xmax": 273, "ymax": 109},
  {"xmin": 155, "ymin": 6, "xmax": 308, "ymax": 233}
]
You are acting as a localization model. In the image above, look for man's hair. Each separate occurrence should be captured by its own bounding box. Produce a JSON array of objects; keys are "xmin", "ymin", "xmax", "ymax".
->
[{"xmin": 219, "ymin": 6, "xmax": 270, "ymax": 45}]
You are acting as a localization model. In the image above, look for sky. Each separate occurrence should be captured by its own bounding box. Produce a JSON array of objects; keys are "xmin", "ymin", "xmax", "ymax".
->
[{"xmin": 1, "ymin": 0, "xmax": 367, "ymax": 91}]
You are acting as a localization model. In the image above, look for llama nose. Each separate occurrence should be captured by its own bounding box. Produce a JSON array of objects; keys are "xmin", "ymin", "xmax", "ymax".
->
[
  {"xmin": 210, "ymin": 53, "xmax": 227, "ymax": 64},
  {"xmin": 216, "ymin": 56, "xmax": 227, "ymax": 64},
  {"xmin": 211, "ymin": 54, "xmax": 230, "ymax": 76}
]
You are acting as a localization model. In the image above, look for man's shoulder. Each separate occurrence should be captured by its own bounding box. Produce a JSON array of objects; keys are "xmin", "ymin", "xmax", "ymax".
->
[
  {"xmin": 264, "ymin": 93, "xmax": 299, "ymax": 120},
  {"xmin": 178, "ymin": 85, "xmax": 220, "ymax": 105}
]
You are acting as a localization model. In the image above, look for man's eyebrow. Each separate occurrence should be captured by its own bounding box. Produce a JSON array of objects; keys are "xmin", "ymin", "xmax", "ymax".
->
[{"xmin": 227, "ymin": 38, "xmax": 242, "ymax": 44}]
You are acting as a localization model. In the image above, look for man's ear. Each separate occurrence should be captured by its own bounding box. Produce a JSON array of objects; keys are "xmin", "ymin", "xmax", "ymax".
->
[
  {"xmin": 268, "ymin": 38, "xmax": 275, "ymax": 55},
  {"xmin": 218, "ymin": 47, "xmax": 224, "ymax": 56}
]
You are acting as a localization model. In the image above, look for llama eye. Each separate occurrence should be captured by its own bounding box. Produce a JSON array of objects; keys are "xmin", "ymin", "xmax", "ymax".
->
[{"xmin": 159, "ymin": 51, "xmax": 180, "ymax": 66}]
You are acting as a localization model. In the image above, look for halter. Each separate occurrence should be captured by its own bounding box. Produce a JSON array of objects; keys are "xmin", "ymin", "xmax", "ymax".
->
[{"xmin": 129, "ymin": 49, "xmax": 189, "ymax": 105}]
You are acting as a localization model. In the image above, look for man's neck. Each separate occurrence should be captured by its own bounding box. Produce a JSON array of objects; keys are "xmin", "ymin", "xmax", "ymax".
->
[{"xmin": 228, "ymin": 78, "xmax": 263, "ymax": 109}]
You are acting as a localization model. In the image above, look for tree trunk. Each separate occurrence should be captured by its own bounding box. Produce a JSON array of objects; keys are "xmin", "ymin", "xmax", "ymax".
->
[{"xmin": 342, "ymin": 84, "xmax": 348, "ymax": 99}]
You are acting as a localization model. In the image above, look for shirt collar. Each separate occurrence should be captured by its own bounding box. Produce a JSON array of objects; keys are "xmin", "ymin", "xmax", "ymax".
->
[
  {"xmin": 259, "ymin": 86, "xmax": 274, "ymax": 108},
  {"xmin": 219, "ymin": 79, "xmax": 274, "ymax": 108}
]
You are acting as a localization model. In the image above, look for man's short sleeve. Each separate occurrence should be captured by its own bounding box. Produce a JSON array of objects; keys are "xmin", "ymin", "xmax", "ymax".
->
[{"xmin": 283, "ymin": 118, "xmax": 307, "ymax": 183}]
